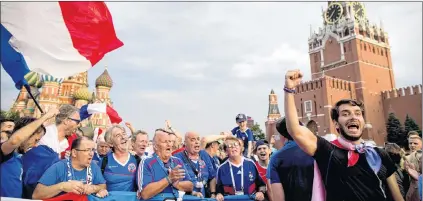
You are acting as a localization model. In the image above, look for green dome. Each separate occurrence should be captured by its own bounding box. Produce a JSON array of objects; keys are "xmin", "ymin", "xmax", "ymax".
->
[
  {"xmin": 95, "ymin": 69, "xmax": 113, "ymax": 88},
  {"xmin": 74, "ymin": 87, "xmax": 92, "ymax": 101},
  {"xmin": 24, "ymin": 71, "xmax": 40, "ymax": 87}
]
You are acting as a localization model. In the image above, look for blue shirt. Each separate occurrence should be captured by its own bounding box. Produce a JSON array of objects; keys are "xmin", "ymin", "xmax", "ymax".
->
[
  {"xmin": 103, "ymin": 152, "xmax": 137, "ymax": 191},
  {"xmin": 216, "ymin": 157, "xmax": 265, "ymax": 196},
  {"xmin": 174, "ymin": 150, "xmax": 216, "ymax": 195},
  {"xmin": 231, "ymin": 127, "xmax": 254, "ymax": 156},
  {"xmin": 266, "ymin": 140, "xmax": 314, "ymax": 201},
  {"xmin": 137, "ymin": 154, "xmax": 191, "ymax": 194},
  {"xmin": 0, "ymin": 152, "xmax": 23, "ymax": 198},
  {"xmin": 38, "ymin": 159, "xmax": 106, "ymax": 196}
]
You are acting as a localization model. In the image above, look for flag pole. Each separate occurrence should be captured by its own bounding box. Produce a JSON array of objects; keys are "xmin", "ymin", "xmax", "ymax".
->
[{"xmin": 23, "ymin": 84, "xmax": 44, "ymax": 114}]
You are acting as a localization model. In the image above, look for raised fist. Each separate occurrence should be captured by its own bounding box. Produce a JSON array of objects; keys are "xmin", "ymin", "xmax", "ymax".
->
[{"xmin": 285, "ymin": 69, "xmax": 303, "ymax": 89}]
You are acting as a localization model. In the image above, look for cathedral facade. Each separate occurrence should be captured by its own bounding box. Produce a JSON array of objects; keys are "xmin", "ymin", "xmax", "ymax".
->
[
  {"xmin": 265, "ymin": 2, "xmax": 422, "ymax": 145},
  {"xmin": 10, "ymin": 67, "xmax": 116, "ymax": 129}
]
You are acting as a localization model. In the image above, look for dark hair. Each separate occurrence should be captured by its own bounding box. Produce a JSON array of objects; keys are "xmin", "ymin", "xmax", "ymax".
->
[
  {"xmin": 330, "ymin": 99, "xmax": 365, "ymax": 122},
  {"xmin": 276, "ymin": 118, "xmax": 304, "ymax": 141},
  {"xmin": 205, "ymin": 141, "xmax": 219, "ymax": 149},
  {"xmin": 13, "ymin": 117, "xmax": 46, "ymax": 134},
  {"xmin": 71, "ymin": 137, "xmax": 91, "ymax": 150},
  {"xmin": 0, "ymin": 118, "xmax": 15, "ymax": 124}
]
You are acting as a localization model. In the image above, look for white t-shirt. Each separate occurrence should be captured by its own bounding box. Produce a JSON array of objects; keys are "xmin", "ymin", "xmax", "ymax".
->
[{"xmin": 38, "ymin": 124, "xmax": 69, "ymax": 157}]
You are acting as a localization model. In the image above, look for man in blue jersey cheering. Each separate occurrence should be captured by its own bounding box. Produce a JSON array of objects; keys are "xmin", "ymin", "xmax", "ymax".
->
[
  {"xmin": 216, "ymin": 136, "xmax": 266, "ymax": 201},
  {"xmin": 231, "ymin": 114, "xmax": 254, "ymax": 158},
  {"xmin": 137, "ymin": 129, "xmax": 193, "ymax": 200}
]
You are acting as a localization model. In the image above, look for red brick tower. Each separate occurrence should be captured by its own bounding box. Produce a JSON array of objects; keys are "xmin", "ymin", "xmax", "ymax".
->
[{"xmin": 296, "ymin": 2, "xmax": 396, "ymax": 144}]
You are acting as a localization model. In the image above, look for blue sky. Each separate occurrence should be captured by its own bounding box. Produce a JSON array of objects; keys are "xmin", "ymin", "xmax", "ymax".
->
[{"xmin": 1, "ymin": 2, "xmax": 422, "ymax": 137}]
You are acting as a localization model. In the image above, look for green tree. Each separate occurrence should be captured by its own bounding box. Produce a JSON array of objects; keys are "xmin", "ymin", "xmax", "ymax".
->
[
  {"xmin": 250, "ymin": 123, "xmax": 265, "ymax": 141},
  {"xmin": 386, "ymin": 113, "xmax": 406, "ymax": 147},
  {"xmin": 404, "ymin": 114, "xmax": 422, "ymax": 137},
  {"xmin": 1, "ymin": 110, "xmax": 20, "ymax": 122}
]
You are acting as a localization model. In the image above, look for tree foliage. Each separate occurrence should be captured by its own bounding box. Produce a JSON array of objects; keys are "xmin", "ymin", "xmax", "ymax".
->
[
  {"xmin": 250, "ymin": 123, "xmax": 265, "ymax": 141},
  {"xmin": 0, "ymin": 110, "xmax": 20, "ymax": 122},
  {"xmin": 404, "ymin": 114, "xmax": 421, "ymax": 137},
  {"xmin": 386, "ymin": 113, "xmax": 406, "ymax": 147}
]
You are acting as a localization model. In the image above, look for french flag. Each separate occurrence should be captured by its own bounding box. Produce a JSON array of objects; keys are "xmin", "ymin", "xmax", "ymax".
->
[
  {"xmin": 1, "ymin": 2, "xmax": 123, "ymax": 89},
  {"xmin": 80, "ymin": 103, "xmax": 122, "ymax": 124}
]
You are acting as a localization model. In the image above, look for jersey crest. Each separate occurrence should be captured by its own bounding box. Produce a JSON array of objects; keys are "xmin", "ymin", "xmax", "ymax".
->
[{"xmin": 128, "ymin": 163, "xmax": 137, "ymax": 173}]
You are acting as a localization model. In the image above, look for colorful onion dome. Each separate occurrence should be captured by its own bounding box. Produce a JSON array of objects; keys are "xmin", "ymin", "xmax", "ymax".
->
[
  {"xmin": 95, "ymin": 69, "xmax": 113, "ymax": 88},
  {"xmin": 24, "ymin": 71, "xmax": 40, "ymax": 87},
  {"xmin": 41, "ymin": 74, "xmax": 63, "ymax": 83},
  {"xmin": 74, "ymin": 87, "xmax": 92, "ymax": 101}
]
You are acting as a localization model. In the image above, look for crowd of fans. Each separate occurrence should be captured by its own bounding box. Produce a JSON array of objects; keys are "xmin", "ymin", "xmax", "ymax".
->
[{"xmin": 0, "ymin": 70, "xmax": 422, "ymax": 201}]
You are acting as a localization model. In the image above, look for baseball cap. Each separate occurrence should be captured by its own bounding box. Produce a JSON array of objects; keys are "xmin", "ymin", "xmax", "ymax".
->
[
  {"xmin": 254, "ymin": 140, "xmax": 270, "ymax": 151},
  {"xmin": 236, "ymin": 113, "xmax": 247, "ymax": 123}
]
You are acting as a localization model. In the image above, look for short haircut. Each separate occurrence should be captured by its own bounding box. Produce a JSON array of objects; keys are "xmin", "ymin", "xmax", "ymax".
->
[
  {"xmin": 205, "ymin": 141, "xmax": 219, "ymax": 149},
  {"xmin": 71, "ymin": 136, "xmax": 91, "ymax": 150},
  {"xmin": 0, "ymin": 118, "xmax": 15, "ymax": 124},
  {"xmin": 330, "ymin": 99, "xmax": 365, "ymax": 122},
  {"xmin": 131, "ymin": 130, "xmax": 148, "ymax": 143},
  {"xmin": 223, "ymin": 136, "xmax": 240, "ymax": 151},
  {"xmin": 13, "ymin": 117, "xmax": 46, "ymax": 134},
  {"xmin": 104, "ymin": 125, "xmax": 125, "ymax": 144},
  {"xmin": 55, "ymin": 105, "xmax": 79, "ymax": 125},
  {"xmin": 408, "ymin": 131, "xmax": 421, "ymax": 139}
]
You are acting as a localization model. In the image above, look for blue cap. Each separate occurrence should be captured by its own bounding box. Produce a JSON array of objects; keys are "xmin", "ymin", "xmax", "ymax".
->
[
  {"xmin": 236, "ymin": 113, "xmax": 247, "ymax": 123},
  {"xmin": 254, "ymin": 140, "xmax": 270, "ymax": 151}
]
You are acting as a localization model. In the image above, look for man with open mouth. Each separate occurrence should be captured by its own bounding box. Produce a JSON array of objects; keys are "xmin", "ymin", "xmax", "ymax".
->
[
  {"xmin": 253, "ymin": 140, "xmax": 271, "ymax": 185},
  {"xmin": 284, "ymin": 69, "xmax": 404, "ymax": 201}
]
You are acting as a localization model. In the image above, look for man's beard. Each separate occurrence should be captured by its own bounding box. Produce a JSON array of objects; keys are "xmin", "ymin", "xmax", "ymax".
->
[{"xmin": 339, "ymin": 126, "xmax": 362, "ymax": 142}]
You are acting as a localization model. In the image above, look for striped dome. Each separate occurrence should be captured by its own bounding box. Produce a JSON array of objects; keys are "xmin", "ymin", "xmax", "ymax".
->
[
  {"xmin": 95, "ymin": 69, "xmax": 113, "ymax": 88},
  {"xmin": 41, "ymin": 75, "xmax": 63, "ymax": 83},
  {"xmin": 74, "ymin": 87, "xmax": 92, "ymax": 101},
  {"xmin": 24, "ymin": 71, "xmax": 40, "ymax": 86}
]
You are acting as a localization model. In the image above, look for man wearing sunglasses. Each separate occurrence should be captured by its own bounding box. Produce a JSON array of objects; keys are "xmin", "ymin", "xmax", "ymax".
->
[{"xmin": 38, "ymin": 104, "xmax": 81, "ymax": 158}]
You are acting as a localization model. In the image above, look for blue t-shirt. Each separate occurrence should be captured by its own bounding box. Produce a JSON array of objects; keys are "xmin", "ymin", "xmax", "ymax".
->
[
  {"xmin": 137, "ymin": 154, "xmax": 191, "ymax": 194},
  {"xmin": 174, "ymin": 150, "xmax": 216, "ymax": 195},
  {"xmin": 266, "ymin": 140, "xmax": 314, "ymax": 201},
  {"xmin": 216, "ymin": 157, "xmax": 265, "ymax": 196},
  {"xmin": 103, "ymin": 152, "xmax": 137, "ymax": 191},
  {"xmin": 0, "ymin": 152, "xmax": 23, "ymax": 198},
  {"xmin": 231, "ymin": 127, "xmax": 253, "ymax": 156},
  {"xmin": 38, "ymin": 159, "xmax": 106, "ymax": 196}
]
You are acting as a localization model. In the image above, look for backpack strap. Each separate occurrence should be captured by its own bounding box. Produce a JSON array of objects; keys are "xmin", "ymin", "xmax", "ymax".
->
[{"xmin": 101, "ymin": 155, "xmax": 108, "ymax": 175}]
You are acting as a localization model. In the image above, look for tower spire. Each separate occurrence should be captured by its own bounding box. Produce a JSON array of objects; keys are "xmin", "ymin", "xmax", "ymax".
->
[{"xmin": 267, "ymin": 89, "xmax": 281, "ymax": 120}]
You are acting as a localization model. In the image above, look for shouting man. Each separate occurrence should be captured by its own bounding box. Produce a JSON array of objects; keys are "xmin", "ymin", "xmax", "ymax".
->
[{"xmin": 283, "ymin": 69, "xmax": 404, "ymax": 201}]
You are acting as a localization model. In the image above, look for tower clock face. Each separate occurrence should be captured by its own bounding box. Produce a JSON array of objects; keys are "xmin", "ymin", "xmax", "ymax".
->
[
  {"xmin": 351, "ymin": 2, "xmax": 366, "ymax": 21},
  {"xmin": 325, "ymin": 2, "xmax": 343, "ymax": 24}
]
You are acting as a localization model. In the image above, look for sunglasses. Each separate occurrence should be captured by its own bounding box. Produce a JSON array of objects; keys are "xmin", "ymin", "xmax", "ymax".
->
[{"xmin": 68, "ymin": 118, "xmax": 81, "ymax": 124}]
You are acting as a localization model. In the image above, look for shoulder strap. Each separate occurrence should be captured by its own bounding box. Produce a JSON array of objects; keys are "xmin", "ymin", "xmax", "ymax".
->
[
  {"xmin": 182, "ymin": 151, "xmax": 199, "ymax": 176},
  {"xmin": 101, "ymin": 155, "xmax": 108, "ymax": 174},
  {"xmin": 135, "ymin": 155, "xmax": 142, "ymax": 167}
]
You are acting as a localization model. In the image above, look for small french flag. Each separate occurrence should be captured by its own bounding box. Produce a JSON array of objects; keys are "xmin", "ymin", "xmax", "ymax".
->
[{"xmin": 80, "ymin": 103, "xmax": 122, "ymax": 124}]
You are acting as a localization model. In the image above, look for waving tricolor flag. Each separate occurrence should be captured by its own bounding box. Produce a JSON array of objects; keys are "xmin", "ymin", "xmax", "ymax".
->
[
  {"xmin": 80, "ymin": 103, "xmax": 122, "ymax": 124},
  {"xmin": 0, "ymin": 2, "xmax": 123, "ymax": 89}
]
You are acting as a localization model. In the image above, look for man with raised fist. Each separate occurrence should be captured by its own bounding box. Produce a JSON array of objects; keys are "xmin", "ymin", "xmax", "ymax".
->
[{"xmin": 283, "ymin": 69, "xmax": 404, "ymax": 201}]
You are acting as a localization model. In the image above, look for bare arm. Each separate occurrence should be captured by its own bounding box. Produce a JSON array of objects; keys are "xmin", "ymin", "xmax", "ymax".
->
[
  {"xmin": 270, "ymin": 183, "xmax": 285, "ymax": 201},
  {"xmin": 247, "ymin": 141, "xmax": 253, "ymax": 158},
  {"xmin": 32, "ymin": 183, "xmax": 64, "ymax": 199},
  {"xmin": 209, "ymin": 178, "xmax": 216, "ymax": 194},
  {"xmin": 173, "ymin": 180, "xmax": 193, "ymax": 192},
  {"xmin": 284, "ymin": 70, "xmax": 317, "ymax": 156},
  {"xmin": 2, "ymin": 109, "xmax": 58, "ymax": 156},
  {"xmin": 266, "ymin": 180, "xmax": 273, "ymax": 201},
  {"xmin": 386, "ymin": 174, "xmax": 405, "ymax": 201},
  {"xmin": 140, "ymin": 178, "xmax": 170, "ymax": 200}
]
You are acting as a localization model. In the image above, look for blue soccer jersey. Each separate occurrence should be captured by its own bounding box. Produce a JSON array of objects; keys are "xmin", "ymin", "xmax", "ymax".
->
[
  {"xmin": 38, "ymin": 159, "xmax": 105, "ymax": 197},
  {"xmin": 0, "ymin": 152, "xmax": 23, "ymax": 198},
  {"xmin": 174, "ymin": 150, "xmax": 216, "ymax": 195},
  {"xmin": 103, "ymin": 152, "xmax": 138, "ymax": 191},
  {"xmin": 231, "ymin": 127, "xmax": 253, "ymax": 156},
  {"xmin": 137, "ymin": 154, "xmax": 191, "ymax": 194},
  {"xmin": 216, "ymin": 157, "xmax": 265, "ymax": 196}
]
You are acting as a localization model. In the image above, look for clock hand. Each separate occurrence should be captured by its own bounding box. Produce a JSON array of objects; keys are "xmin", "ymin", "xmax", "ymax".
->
[{"xmin": 329, "ymin": 10, "xmax": 336, "ymax": 20}]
